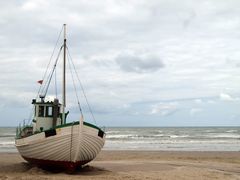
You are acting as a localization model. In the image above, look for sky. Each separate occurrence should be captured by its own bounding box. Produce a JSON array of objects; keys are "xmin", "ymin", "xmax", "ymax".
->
[{"xmin": 1, "ymin": 0, "xmax": 240, "ymax": 127}]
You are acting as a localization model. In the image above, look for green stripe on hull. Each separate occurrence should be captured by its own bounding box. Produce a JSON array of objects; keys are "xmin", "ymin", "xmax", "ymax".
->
[
  {"xmin": 16, "ymin": 121, "xmax": 104, "ymax": 140},
  {"xmin": 55, "ymin": 121, "xmax": 104, "ymax": 132}
]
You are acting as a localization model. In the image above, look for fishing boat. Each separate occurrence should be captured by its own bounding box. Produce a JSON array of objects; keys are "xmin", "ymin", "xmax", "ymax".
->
[{"xmin": 15, "ymin": 24, "xmax": 105, "ymax": 171}]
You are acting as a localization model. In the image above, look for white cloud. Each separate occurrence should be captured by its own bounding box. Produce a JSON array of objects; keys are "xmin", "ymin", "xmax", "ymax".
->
[
  {"xmin": 190, "ymin": 108, "xmax": 203, "ymax": 116},
  {"xmin": 207, "ymin": 100, "xmax": 216, "ymax": 104},
  {"xmin": 115, "ymin": 53, "xmax": 164, "ymax": 73},
  {"xmin": 219, "ymin": 93, "xmax": 239, "ymax": 101},
  {"xmin": 150, "ymin": 102, "xmax": 178, "ymax": 116},
  {"xmin": 0, "ymin": 0, "xmax": 240, "ymax": 126},
  {"xmin": 194, "ymin": 99, "xmax": 203, "ymax": 104},
  {"xmin": 21, "ymin": 0, "xmax": 47, "ymax": 11}
]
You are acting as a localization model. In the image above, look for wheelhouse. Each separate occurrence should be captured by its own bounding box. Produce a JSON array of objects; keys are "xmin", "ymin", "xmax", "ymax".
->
[{"xmin": 32, "ymin": 98, "xmax": 62, "ymax": 132}]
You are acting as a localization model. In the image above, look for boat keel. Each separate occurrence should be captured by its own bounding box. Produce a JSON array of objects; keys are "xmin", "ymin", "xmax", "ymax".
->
[{"xmin": 22, "ymin": 156, "xmax": 91, "ymax": 172}]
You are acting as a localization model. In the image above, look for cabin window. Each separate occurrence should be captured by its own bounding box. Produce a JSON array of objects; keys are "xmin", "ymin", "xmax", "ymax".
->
[
  {"xmin": 46, "ymin": 106, "xmax": 53, "ymax": 117},
  {"xmin": 38, "ymin": 106, "xmax": 44, "ymax": 117}
]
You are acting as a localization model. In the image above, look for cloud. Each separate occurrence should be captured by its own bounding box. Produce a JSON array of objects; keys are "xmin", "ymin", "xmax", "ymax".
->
[
  {"xmin": 183, "ymin": 11, "xmax": 196, "ymax": 28},
  {"xmin": 21, "ymin": 0, "xmax": 48, "ymax": 11},
  {"xmin": 115, "ymin": 53, "xmax": 164, "ymax": 73},
  {"xmin": 207, "ymin": 100, "xmax": 216, "ymax": 104},
  {"xmin": 219, "ymin": 93, "xmax": 239, "ymax": 101},
  {"xmin": 190, "ymin": 108, "xmax": 203, "ymax": 116},
  {"xmin": 150, "ymin": 102, "xmax": 178, "ymax": 116},
  {"xmin": 1, "ymin": 1, "xmax": 240, "ymax": 126},
  {"xmin": 194, "ymin": 99, "xmax": 203, "ymax": 104}
]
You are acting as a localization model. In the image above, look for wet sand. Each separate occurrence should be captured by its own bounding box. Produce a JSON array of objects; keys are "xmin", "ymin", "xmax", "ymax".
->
[{"xmin": 0, "ymin": 151, "xmax": 239, "ymax": 179}]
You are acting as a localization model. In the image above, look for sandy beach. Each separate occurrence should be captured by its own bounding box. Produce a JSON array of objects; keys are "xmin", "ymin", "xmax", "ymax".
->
[
  {"xmin": 0, "ymin": 151, "xmax": 240, "ymax": 180},
  {"xmin": 0, "ymin": 151, "xmax": 239, "ymax": 180}
]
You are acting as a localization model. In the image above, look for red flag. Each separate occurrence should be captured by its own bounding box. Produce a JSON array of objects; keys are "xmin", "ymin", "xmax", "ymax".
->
[{"xmin": 37, "ymin": 80, "xmax": 43, "ymax": 84}]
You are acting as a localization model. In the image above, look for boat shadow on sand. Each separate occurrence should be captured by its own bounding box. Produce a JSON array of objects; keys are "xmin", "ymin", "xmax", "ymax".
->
[
  {"xmin": 2, "ymin": 162, "xmax": 110, "ymax": 176},
  {"xmin": 26, "ymin": 162, "xmax": 110, "ymax": 175}
]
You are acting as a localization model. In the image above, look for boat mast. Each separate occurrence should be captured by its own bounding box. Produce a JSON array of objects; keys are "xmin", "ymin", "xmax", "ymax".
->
[{"xmin": 62, "ymin": 24, "xmax": 66, "ymax": 124}]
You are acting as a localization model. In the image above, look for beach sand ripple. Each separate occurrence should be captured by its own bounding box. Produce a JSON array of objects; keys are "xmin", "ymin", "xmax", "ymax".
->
[{"xmin": 0, "ymin": 151, "xmax": 239, "ymax": 180}]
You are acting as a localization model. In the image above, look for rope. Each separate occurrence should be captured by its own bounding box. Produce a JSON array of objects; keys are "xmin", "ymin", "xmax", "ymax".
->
[
  {"xmin": 54, "ymin": 63, "xmax": 58, "ymax": 98},
  {"xmin": 27, "ymin": 106, "xmax": 35, "ymax": 125},
  {"xmin": 27, "ymin": 25, "xmax": 64, "ymax": 125},
  {"xmin": 43, "ymin": 46, "xmax": 63, "ymax": 97},
  {"xmin": 66, "ymin": 46, "xmax": 97, "ymax": 126},
  {"xmin": 26, "ymin": 25, "xmax": 98, "ymax": 127},
  {"xmin": 38, "ymin": 25, "xmax": 64, "ymax": 98},
  {"xmin": 68, "ymin": 51, "xmax": 84, "ymax": 117}
]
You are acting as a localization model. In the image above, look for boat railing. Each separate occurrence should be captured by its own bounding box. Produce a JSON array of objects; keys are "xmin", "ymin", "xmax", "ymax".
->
[{"xmin": 15, "ymin": 121, "xmax": 33, "ymax": 139}]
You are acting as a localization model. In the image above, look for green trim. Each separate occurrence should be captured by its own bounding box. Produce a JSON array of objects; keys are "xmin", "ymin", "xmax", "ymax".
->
[
  {"xmin": 16, "ymin": 121, "xmax": 104, "ymax": 140},
  {"xmin": 55, "ymin": 121, "xmax": 104, "ymax": 132},
  {"xmin": 83, "ymin": 121, "xmax": 103, "ymax": 131},
  {"xmin": 55, "ymin": 121, "xmax": 79, "ymax": 128}
]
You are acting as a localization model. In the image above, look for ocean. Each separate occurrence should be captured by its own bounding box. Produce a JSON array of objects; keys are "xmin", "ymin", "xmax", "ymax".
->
[{"xmin": 1, "ymin": 127, "xmax": 239, "ymax": 152}]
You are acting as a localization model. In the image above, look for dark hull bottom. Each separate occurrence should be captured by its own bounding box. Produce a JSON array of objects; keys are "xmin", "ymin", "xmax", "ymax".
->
[{"xmin": 22, "ymin": 156, "xmax": 91, "ymax": 172}]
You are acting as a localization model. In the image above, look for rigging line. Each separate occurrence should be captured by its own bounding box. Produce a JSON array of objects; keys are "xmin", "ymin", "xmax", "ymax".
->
[
  {"xmin": 54, "ymin": 66, "xmax": 58, "ymax": 98},
  {"xmin": 38, "ymin": 25, "xmax": 64, "ymax": 97},
  {"xmin": 43, "ymin": 46, "xmax": 63, "ymax": 97},
  {"xmin": 40, "ymin": 46, "xmax": 60, "ymax": 97},
  {"xmin": 27, "ymin": 106, "xmax": 35, "ymax": 125},
  {"xmin": 66, "ymin": 46, "xmax": 97, "ymax": 125},
  {"xmin": 27, "ymin": 26, "xmax": 64, "ymax": 125},
  {"xmin": 67, "ymin": 51, "xmax": 83, "ymax": 116}
]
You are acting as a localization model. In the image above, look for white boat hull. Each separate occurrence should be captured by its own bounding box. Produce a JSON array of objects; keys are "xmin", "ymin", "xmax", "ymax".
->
[{"xmin": 15, "ymin": 122, "xmax": 105, "ymax": 170}]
